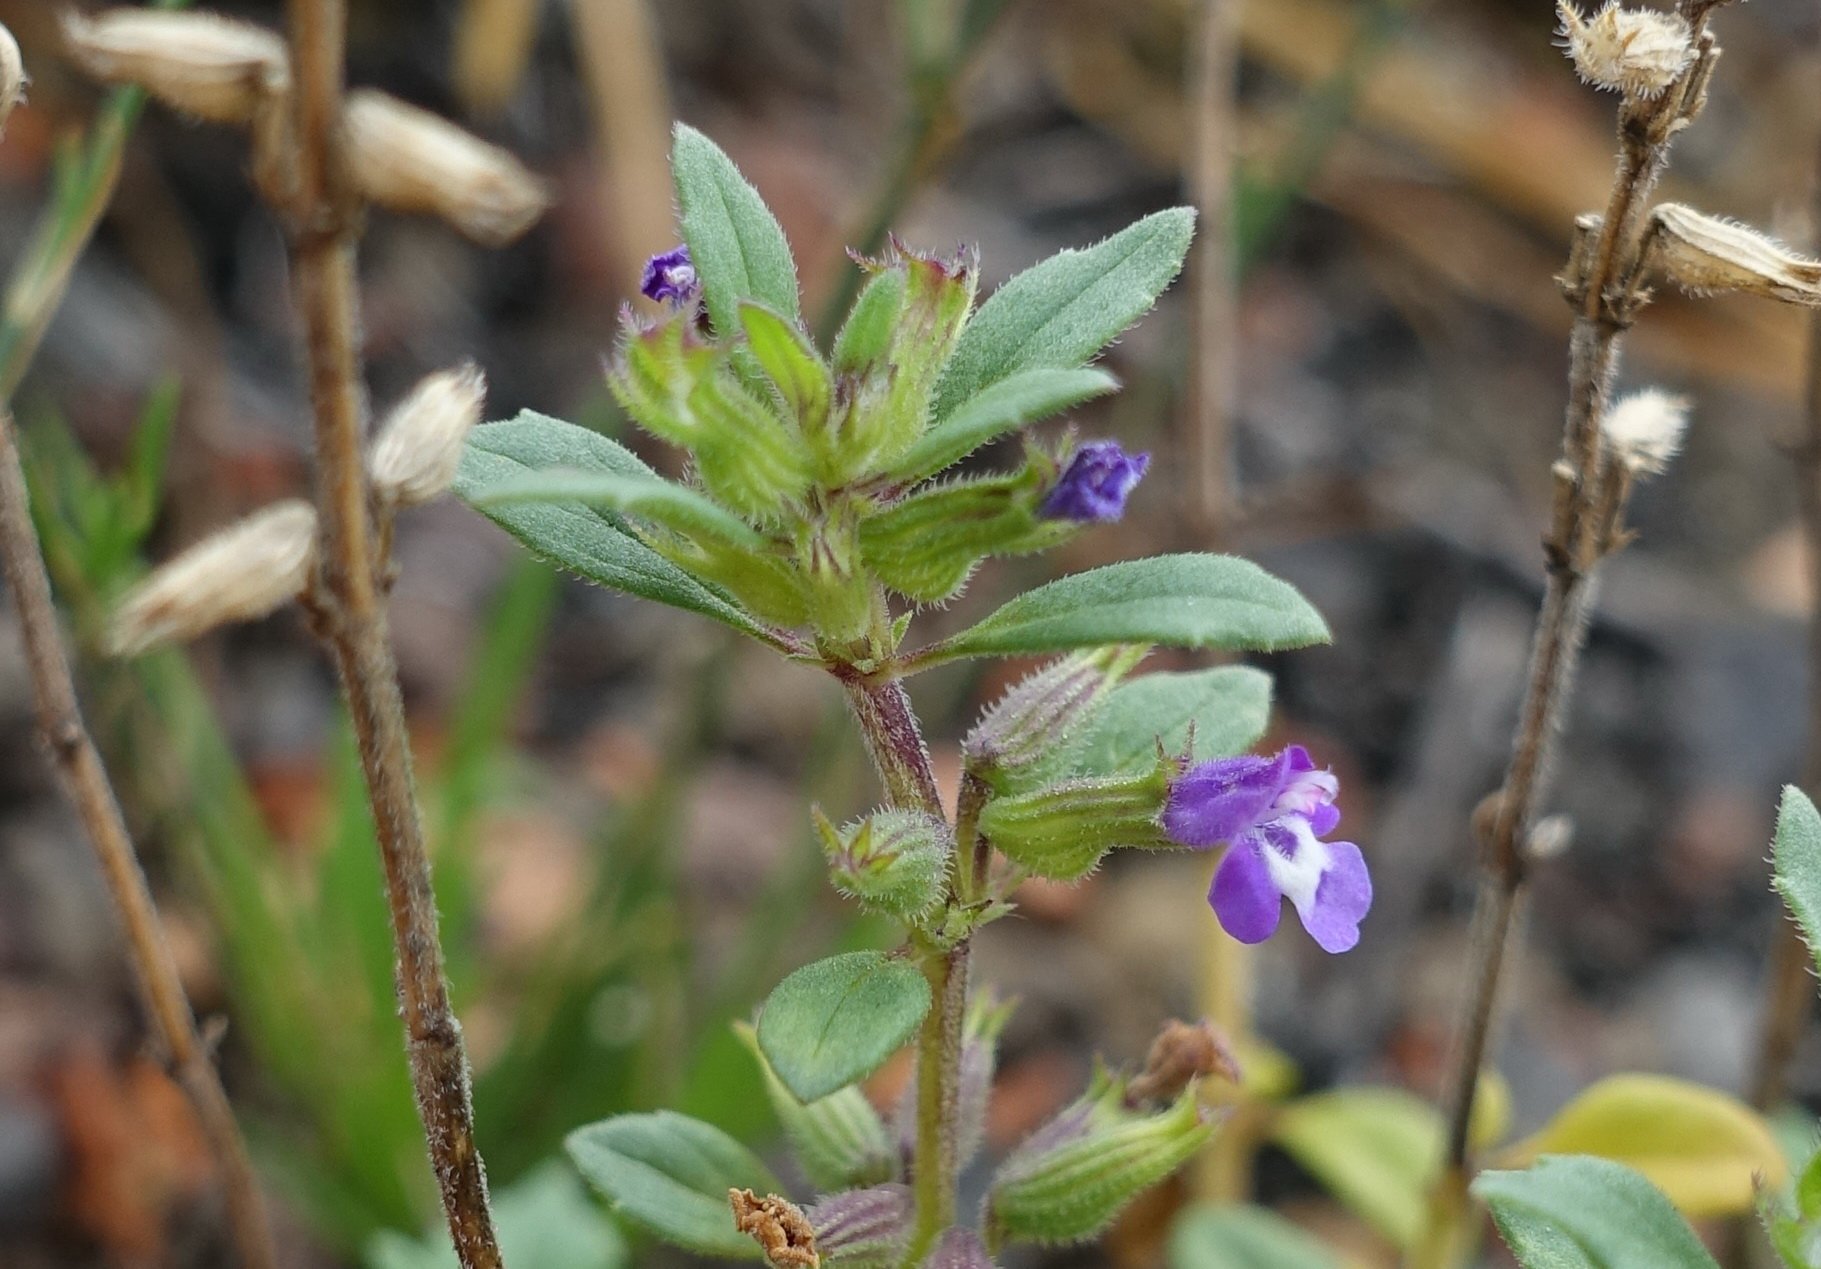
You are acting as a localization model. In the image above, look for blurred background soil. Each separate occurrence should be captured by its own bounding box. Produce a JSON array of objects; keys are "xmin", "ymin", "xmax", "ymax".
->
[{"xmin": 3, "ymin": 0, "xmax": 1821, "ymax": 1264}]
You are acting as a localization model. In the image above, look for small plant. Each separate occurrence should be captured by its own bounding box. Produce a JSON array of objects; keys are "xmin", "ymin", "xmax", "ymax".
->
[{"xmin": 455, "ymin": 125, "xmax": 1358, "ymax": 1264}]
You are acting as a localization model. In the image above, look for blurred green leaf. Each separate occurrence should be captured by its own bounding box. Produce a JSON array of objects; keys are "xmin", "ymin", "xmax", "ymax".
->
[
  {"xmin": 758, "ymin": 950, "xmax": 932, "ymax": 1102},
  {"xmin": 673, "ymin": 124, "xmax": 801, "ymax": 333},
  {"xmin": 913, "ymin": 555, "xmax": 1328, "ymax": 669},
  {"xmin": 365, "ymin": 1163, "xmax": 625, "ymax": 1269},
  {"xmin": 567, "ymin": 1111, "xmax": 779, "ymax": 1258},
  {"xmin": 1271, "ymin": 1087, "xmax": 1439, "ymax": 1249},
  {"xmin": 1168, "ymin": 1203, "xmax": 1338, "ymax": 1269},
  {"xmin": 932, "ymin": 208, "xmax": 1194, "ymax": 424},
  {"xmin": 1474, "ymin": 1156, "xmax": 1719, "ymax": 1269},
  {"xmin": 896, "ymin": 366, "xmax": 1117, "ymax": 483},
  {"xmin": 1774, "ymin": 785, "xmax": 1821, "ymax": 976}
]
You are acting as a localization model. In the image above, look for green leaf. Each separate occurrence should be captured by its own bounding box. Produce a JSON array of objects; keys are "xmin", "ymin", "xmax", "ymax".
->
[
  {"xmin": 913, "ymin": 555, "xmax": 1328, "ymax": 669},
  {"xmin": 895, "ymin": 366, "xmax": 1118, "ymax": 483},
  {"xmin": 1060, "ymin": 665, "xmax": 1271, "ymax": 778},
  {"xmin": 1474, "ymin": 1156, "xmax": 1720, "ymax": 1269},
  {"xmin": 1270, "ymin": 1087, "xmax": 1441, "ymax": 1249},
  {"xmin": 1167, "ymin": 1203, "xmax": 1338, "ymax": 1269},
  {"xmin": 1774, "ymin": 785, "xmax": 1821, "ymax": 975},
  {"xmin": 566, "ymin": 1111, "xmax": 781, "ymax": 1259},
  {"xmin": 757, "ymin": 951, "xmax": 932, "ymax": 1103},
  {"xmin": 364, "ymin": 1162, "xmax": 625, "ymax": 1269},
  {"xmin": 739, "ymin": 301, "xmax": 830, "ymax": 431},
  {"xmin": 932, "ymin": 208, "xmax": 1194, "ymax": 424},
  {"xmin": 672, "ymin": 124, "xmax": 800, "ymax": 335},
  {"xmin": 474, "ymin": 467, "xmax": 765, "ymax": 549},
  {"xmin": 455, "ymin": 412, "xmax": 773, "ymax": 643}
]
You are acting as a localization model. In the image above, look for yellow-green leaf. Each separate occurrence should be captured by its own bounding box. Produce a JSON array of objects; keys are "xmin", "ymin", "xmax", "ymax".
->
[{"xmin": 1502, "ymin": 1074, "xmax": 1787, "ymax": 1217}]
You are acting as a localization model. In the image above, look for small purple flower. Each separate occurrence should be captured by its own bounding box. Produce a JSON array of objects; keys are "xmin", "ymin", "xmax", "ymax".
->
[
  {"xmin": 1039, "ymin": 441, "xmax": 1150, "ymax": 523},
  {"xmin": 640, "ymin": 244, "xmax": 699, "ymax": 307},
  {"xmin": 1163, "ymin": 745, "xmax": 1371, "ymax": 953}
]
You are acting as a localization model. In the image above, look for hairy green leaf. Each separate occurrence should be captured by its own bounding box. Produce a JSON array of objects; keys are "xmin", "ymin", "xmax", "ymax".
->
[
  {"xmin": 1474, "ymin": 1156, "xmax": 1719, "ymax": 1269},
  {"xmin": 1061, "ymin": 665, "xmax": 1272, "ymax": 778},
  {"xmin": 1168, "ymin": 1203, "xmax": 1338, "ymax": 1269},
  {"xmin": 896, "ymin": 366, "xmax": 1118, "ymax": 483},
  {"xmin": 673, "ymin": 124, "xmax": 800, "ymax": 334},
  {"xmin": 757, "ymin": 951, "xmax": 932, "ymax": 1103},
  {"xmin": 1774, "ymin": 785, "xmax": 1821, "ymax": 976},
  {"xmin": 739, "ymin": 301, "xmax": 830, "ymax": 431},
  {"xmin": 932, "ymin": 209, "xmax": 1194, "ymax": 424},
  {"xmin": 474, "ymin": 467, "xmax": 764, "ymax": 549}
]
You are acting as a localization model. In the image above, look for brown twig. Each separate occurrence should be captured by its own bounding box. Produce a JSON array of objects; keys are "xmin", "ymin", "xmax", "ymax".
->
[
  {"xmin": 0, "ymin": 410, "xmax": 277, "ymax": 1269},
  {"xmin": 1435, "ymin": 0, "xmax": 1729, "ymax": 1188},
  {"xmin": 277, "ymin": 1, "xmax": 502, "ymax": 1263}
]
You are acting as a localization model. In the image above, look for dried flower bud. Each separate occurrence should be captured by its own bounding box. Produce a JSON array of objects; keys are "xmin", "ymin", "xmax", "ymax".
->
[
  {"xmin": 1556, "ymin": 2, "xmax": 1692, "ymax": 100},
  {"xmin": 369, "ymin": 362, "xmax": 487, "ymax": 506},
  {"xmin": 0, "ymin": 22, "xmax": 26, "ymax": 135},
  {"xmin": 1600, "ymin": 387, "xmax": 1689, "ymax": 475},
  {"xmin": 61, "ymin": 10, "xmax": 288, "ymax": 126},
  {"xmin": 805, "ymin": 1185, "xmax": 911, "ymax": 1268},
  {"xmin": 1650, "ymin": 203, "xmax": 1821, "ymax": 305},
  {"xmin": 343, "ymin": 89, "xmax": 548, "ymax": 246},
  {"xmin": 109, "ymin": 500, "xmax": 317, "ymax": 656},
  {"xmin": 1126, "ymin": 1019, "xmax": 1241, "ymax": 1106},
  {"xmin": 730, "ymin": 1189, "xmax": 819, "ymax": 1268}
]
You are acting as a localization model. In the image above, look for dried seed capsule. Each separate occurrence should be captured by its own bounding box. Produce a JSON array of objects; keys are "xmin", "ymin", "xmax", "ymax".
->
[
  {"xmin": 1650, "ymin": 203, "xmax": 1821, "ymax": 306},
  {"xmin": 1600, "ymin": 388, "xmax": 1689, "ymax": 476},
  {"xmin": 61, "ymin": 10, "xmax": 288, "ymax": 126},
  {"xmin": 1556, "ymin": 2, "xmax": 1693, "ymax": 101},
  {"xmin": 109, "ymin": 500, "xmax": 317, "ymax": 656},
  {"xmin": 343, "ymin": 89, "xmax": 548, "ymax": 246},
  {"xmin": 369, "ymin": 362, "xmax": 487, "ymax": 506},
  {"xmin": 729, "ymin": 1189, "xmax": 818, "ymax": 1268}
]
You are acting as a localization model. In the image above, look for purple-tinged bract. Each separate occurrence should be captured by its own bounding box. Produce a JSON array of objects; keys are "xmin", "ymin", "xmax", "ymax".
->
[
  {"xmin": 640, "ymin": 244, "xmax": 699, "ymax": 307},
  {"xmin": 1039, "ymin": 441, "xmax": 1150, "ymax": 523},
  {"xmin": 1163, "ymin": 745, "xmax": 1370, "ymax": 953}
]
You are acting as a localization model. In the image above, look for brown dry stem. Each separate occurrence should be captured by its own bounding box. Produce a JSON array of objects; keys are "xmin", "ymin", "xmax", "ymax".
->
[{"xmin": 277, "ymin": 1, "xmax": 502, "ymax": 1263}]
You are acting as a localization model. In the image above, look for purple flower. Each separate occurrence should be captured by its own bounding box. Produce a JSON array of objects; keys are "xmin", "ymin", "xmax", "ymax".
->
[
  {"xmin": 1163, "ymin": 745, "xmax": 1370, "ymax": 953},
  {"xmin": 640, "ymin": 245, "xmax": 699, "ymax": 307},
  {"xmin": 1039, "ymin": 441, "xmax": 1150, "ymax": 523}
]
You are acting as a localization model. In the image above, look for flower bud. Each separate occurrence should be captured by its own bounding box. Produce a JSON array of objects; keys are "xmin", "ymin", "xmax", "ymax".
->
[
  {"xmin": 1556, "ymin": 2, "xmax": 1692, "ymax": 101},
  {"xmin": 816, "ymin": 807, "xmax": 948, "ymax": 923},
  {"xmin": 1037, "ymin": 441, "xmax": 1149, "ymax": 524},
  {"xmin": 1125, "ymin": 1019, "xmax": 1240, "ymax": 1106},
  {"xmin": 369, "ymin": 362, "xmax": 486, "ymax": 506},
  {"xmin": 0, "ymin": 22, "xmax": 26, "ymax": 136},
  {"xmin": 1600, "ymin": 387, "xmax": 1689, "ymax": 476},
  {"xmin": 987, "ymin": 1070, "xmax": 1213, "ymax": 1246},
  {"xmin": 62, "ymin": 10, "xmax": 288, "ymax": 126},
  {"xmin": 924, "ymin": 1229, "xmax": 996, "ymax": 1268},
  {"xmin": 1649, "ymin": 203, "xmax": 1821, "ymax": 306},
  {"xmin": 977, "ymin": 764, "xmax": 1170, "ymax": 882},
  {"xmin": 805, "ymin": 1185, "xmax": 912, "ymax": 1269},
  {"xmin": 343, "ymin": 89, "xmax": 548, "ymax": 247},
  {"xmin": 730, "ymin": 1189, "xmax": 818, "ymax": 1268},
  {"xmin": 963, "ymin": 647, "xmax": 1144, "ymax": 778},
  {"xmin": 109, "ymin": 501, "xmax": 317, "ymax": 656},
  {"xmin": 738, "ymin": 1022, "xmax": 897, "ymax": 1192}
]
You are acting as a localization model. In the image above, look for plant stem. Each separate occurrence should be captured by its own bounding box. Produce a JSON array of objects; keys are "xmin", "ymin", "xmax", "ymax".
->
[
  {"xmin": 0, "ymin": 410, "xmax": 278, "ymax": 1269},
  {"xmin": 837, "ymin": 672, "xmax": 962, "ymax": 1265},
  {"xmin": 1432, "ymin": 0, "xmax": 1729, "ymax": 1215},
  {"xmin": 279, "ymin": 1, "xmax": 501, "ymax": 1263},
  {"xmin": 1186, "ymin": 0, "xmax": 1238, "ymax": 541}
]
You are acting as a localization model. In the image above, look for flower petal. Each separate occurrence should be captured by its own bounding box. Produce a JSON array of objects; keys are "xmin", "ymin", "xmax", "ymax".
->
[
  {"xmin": 1208, "ymin": 838, "xmax": 1282, "ymax": 944},
  {"xmin": 1164, "ymin": 752, "xmax": 1286, "ymax": 847},
  {"xmin": 1297, "ymin": 840, "xmax": 1371, "ymax": 954}
]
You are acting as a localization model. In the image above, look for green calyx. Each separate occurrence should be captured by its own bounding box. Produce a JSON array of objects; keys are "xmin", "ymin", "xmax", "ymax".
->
[
  {"xmin": 976, "ymin": 762, "xmax": 1171, "ymax": 882},
  {"xmin": 815, "ymin": 806, "xmax": 951, "ymax": 923}
]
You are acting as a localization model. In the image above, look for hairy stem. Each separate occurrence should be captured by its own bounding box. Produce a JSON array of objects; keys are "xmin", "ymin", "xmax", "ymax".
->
[
  {"xmin": 1432, "ymin": 0, "xmax": 1731, "ymax": 1210},
  {"xmin": 0, "ymin": 411, "xmax": 278, "ymax": 1269},
  {"xmin": 280, "ymin": 1, "xmax": 501, "ymax": 1262},
  {"xmin": 838, "ymin": 672, "xmax": 962, "ymax": 1265}
]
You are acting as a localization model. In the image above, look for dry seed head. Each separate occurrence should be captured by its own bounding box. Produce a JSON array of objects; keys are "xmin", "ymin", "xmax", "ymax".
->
[
  {"xmin": 369, "ymin": 362, "xmax": 487, "ymax": 506},
  {"xmin": 109, "ymin": 500, "xmax": 317, "ymax": 656},
  {"xmin": 343, "ymin": 90, "xmax": 549, "ymax": 246},
  {"xmin": 0, "ymin": 22, "xmax": 25, "ymax": 136},
  {"xmin": 1556, "ymin": 2, "xmax": 1693, "ymax": 100},
  {"xmin": 1600, "ymin": 387, "xmax": 1689, "ymax": 475},
  {"xmin": 61, "ymin": 9, "xmax": 288, "ymax": 126},
  {"xmin": 1650, "ymin": 203, "xmax": 1821, "ymax": 305}
]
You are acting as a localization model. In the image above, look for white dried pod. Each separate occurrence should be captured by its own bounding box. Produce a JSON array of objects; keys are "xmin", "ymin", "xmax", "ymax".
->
[
  {"xmin": 1601, "ymin": 387, "xmax": 1689, "ymax": 475},
  {"xmin": 61, "ymin": 9, "xmax": 288, "ymax": 126},
  {"xmin": 1556, "ymin": 1, "xmax": 1693, "ymax": 100},
  {"xmin": 343, "ymin": 90, "xmax": 549, "ymax": 246},
  {"xmin": 369, "ymin": 362, "xmax": 487, "ymax": 506},
  {"xmin": 109, "ymin": 500, "xmax": 318, "ymax": 656},
  {"xmin": 0, "ymin": 22, "xmax": 26, "ymax": 136},
  {"xmin": 1651, "ymin": 203, "xmax": 1821, "ymax": 305}
]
